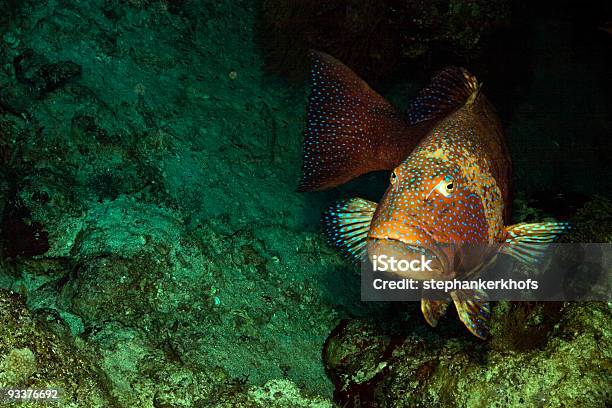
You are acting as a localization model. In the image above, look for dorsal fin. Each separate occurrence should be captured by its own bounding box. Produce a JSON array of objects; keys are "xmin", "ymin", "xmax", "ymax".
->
[
  {"xmin": 406, "ymin": 67, "xmax": 481, "ymax": 125},
  {"xmin": 298, "ymin": 51, "xmax": 422, "ymax": 192}
]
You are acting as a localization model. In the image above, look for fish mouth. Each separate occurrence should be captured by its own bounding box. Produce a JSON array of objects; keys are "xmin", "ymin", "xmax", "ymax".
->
[{"xmin": 366, "ymin": 238, "xmax": 449, "ymax": 280}]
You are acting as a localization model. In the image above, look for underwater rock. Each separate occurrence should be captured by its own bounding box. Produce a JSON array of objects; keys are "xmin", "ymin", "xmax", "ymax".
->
[
  {"xmin": 323, "ymin": 302, "xmax": 611, "ymax": 407},
  {"xmin": 70, "ymin": 114, "xmax": 117, "ymax": 146},
  {"xmin": 13, "ymin": 49, "xmax": 81, "ymax": 98},
  {"xmin": 0, "ymin": 288, "xmax": 115, "ymax": 405},
  {"xmin": 0, "ymin": 347, "xmax": 36, "ymax": 384},
  {"xmin": 323, "ymin": 319, "xmax": 396, "ymax": 406},
  {"xmin": 215, "ymin": 379, "xmax": 334, "ymax": 407},
  {"xmin": 0, "ymin": 277, "xmax": 336, "ymax": 407},
  {"xmin": 54, "ymin": 196, "xmax": 192, "ymax": 327},
  {"xmin": 567, "ymin": 196, "xmax": 612, "ymax": 243},
  {"xmin": 0, "ymin": 83, "xmax": 32, "ymax": 116},
  {"xmin": 10, "ymin": 193, "xmax": 337, "ymax": 405}
]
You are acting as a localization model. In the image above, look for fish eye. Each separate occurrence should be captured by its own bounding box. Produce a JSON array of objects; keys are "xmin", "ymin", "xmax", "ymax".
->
[
  {"xmin": 390, "ymin": 171, "xmax": 398, "ymax": 185},
  {"xmin": 433, "ymin": 178, "xmax": 454, "ymax": 198}
]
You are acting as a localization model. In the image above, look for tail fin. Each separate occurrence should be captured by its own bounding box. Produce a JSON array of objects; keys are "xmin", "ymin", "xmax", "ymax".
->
[
  {"xmin": 298, "ymin": 51, "xmax": 419, "ymax": 191},
  {"xmin": 298, "ymin": 53, "xmax": 485, "ymax": 192}
]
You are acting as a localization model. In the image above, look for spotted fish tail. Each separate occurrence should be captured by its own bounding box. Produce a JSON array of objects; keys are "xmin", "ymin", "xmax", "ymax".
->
[
  {"xmin": 299, "ymin": 51, "xmax": 425, "ymax": 191},
  {"xmin": 299, "ymin": 51, "xmax": 484, "ymax": 192}
]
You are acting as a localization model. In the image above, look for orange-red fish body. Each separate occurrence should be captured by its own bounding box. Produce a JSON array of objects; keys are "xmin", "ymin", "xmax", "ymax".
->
[{"xmin": 368, "ymin": 74, "xmax": 512, "ymax": 282}]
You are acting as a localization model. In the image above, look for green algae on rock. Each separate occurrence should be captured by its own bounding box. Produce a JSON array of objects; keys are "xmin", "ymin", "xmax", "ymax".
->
[
  {"xmin": 0, "ymin": 288, "xmax": 115, "ymax": 407},
  {"xmin": 215, "ymin": 379, "xmax": 335, "ymax": 408},
  {"xmin": 323, "ymin": 302, "xmax": 611, "ymax": 407},
  {"xmin": 567, "ymin": 196, "xmax": 612, "ymax": 243},
  {"xmin": 0, "ymin": 0, "xmax": 345, "ymax": 404}
]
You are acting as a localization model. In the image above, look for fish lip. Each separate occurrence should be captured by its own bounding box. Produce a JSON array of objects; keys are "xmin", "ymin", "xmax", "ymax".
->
[
  {"xmin": 368, "ymin": 225, "xmax": 451, "ymax": 273},
  {"xmin": 400, "ymin": 227, "xmax": 452, "ymax": 273},
  {"xmin": 404, "ymin": 241, "xmax": 450, "ymax": 276},
  {"xmin": 366, "ymin": 237, "xmax": 448, "ymax": 279}
]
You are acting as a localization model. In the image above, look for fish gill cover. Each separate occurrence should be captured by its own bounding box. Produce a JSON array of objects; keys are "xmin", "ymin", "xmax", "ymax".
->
[{"xmin": 0, "ymin": 0, "xmax": 609, "ymax": 407}]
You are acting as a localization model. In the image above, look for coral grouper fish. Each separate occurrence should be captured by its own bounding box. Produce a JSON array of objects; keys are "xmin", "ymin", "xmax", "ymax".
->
[{"xmin": 299, "ymin": 51, "xmax": 569, "ymax": 339}]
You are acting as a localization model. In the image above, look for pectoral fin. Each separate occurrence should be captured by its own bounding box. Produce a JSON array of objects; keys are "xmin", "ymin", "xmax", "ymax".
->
[
  {"xmin": 323, "ymin": 198, "xmax": 377, "ymax": 262},
  {"xmin": 501, "ymin": 221, "xmax": 570, "ymax": 266},
  {"xmin": 451, "ymin": 289, "xmax": 490, "ymax": 339}
]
